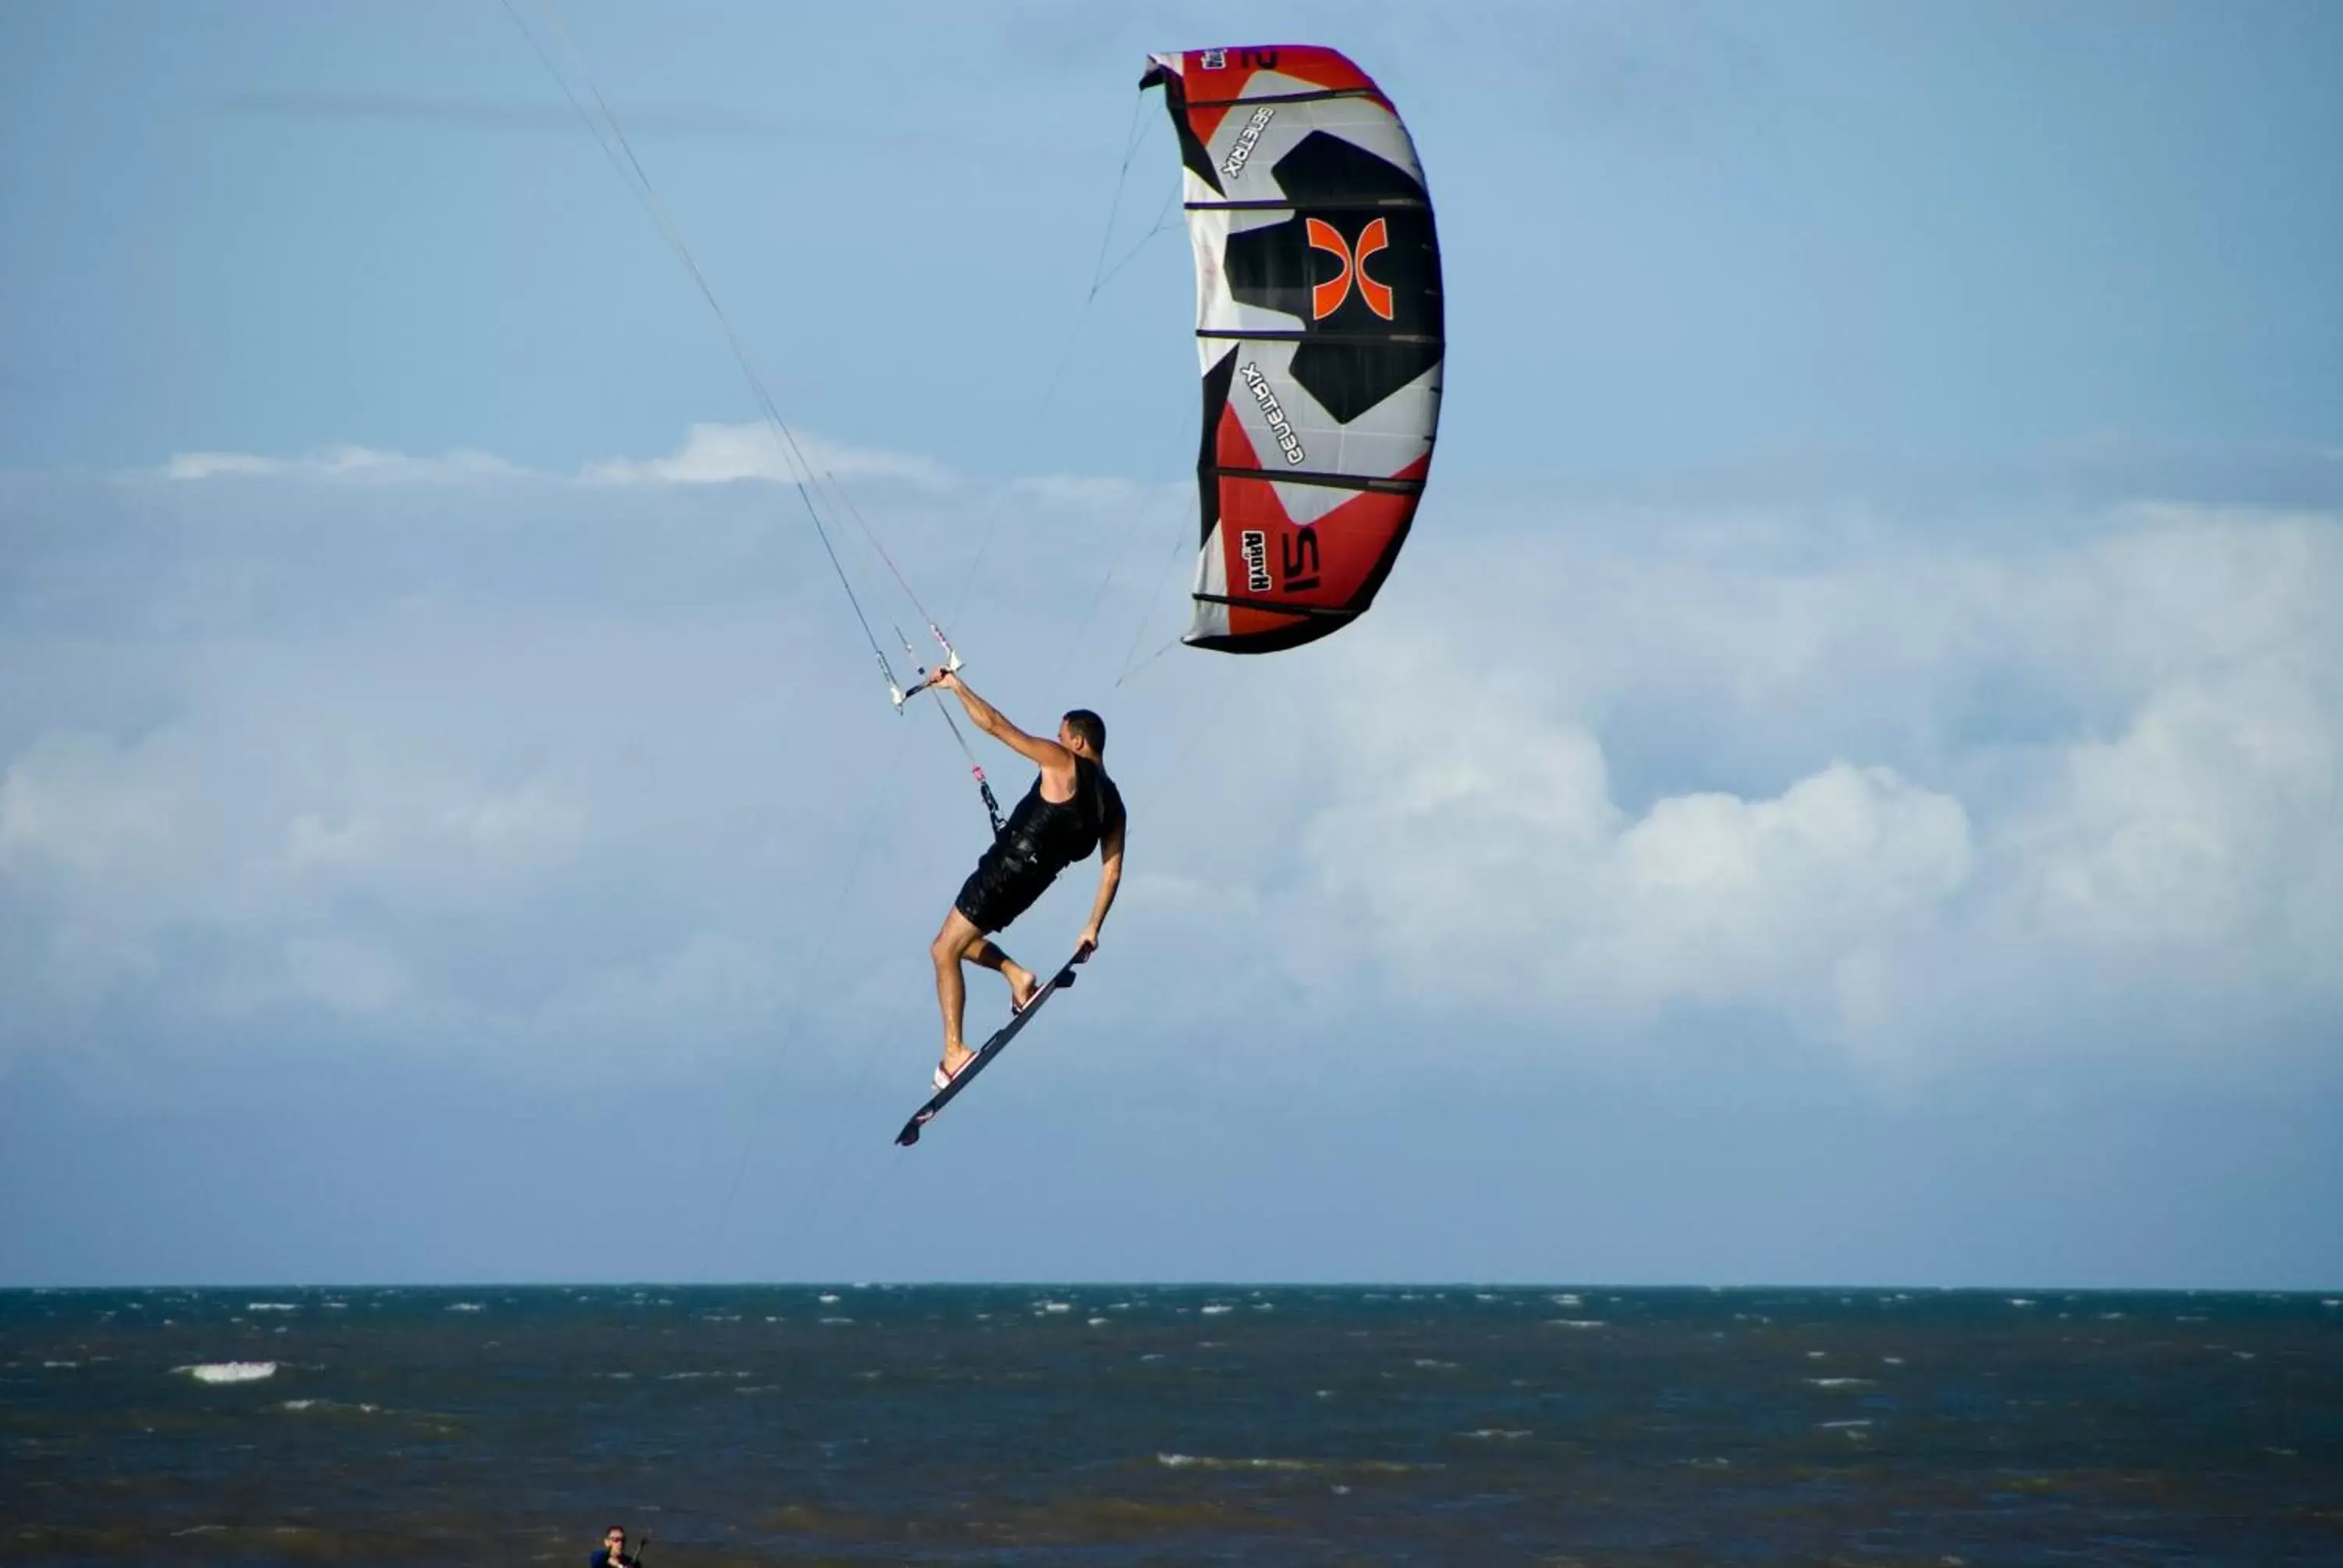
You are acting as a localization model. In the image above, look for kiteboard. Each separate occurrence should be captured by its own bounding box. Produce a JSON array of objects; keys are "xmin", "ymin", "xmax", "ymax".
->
[{"xmin": 896, "ymin": 948, "xmax": 1089, "ymax": 1146}]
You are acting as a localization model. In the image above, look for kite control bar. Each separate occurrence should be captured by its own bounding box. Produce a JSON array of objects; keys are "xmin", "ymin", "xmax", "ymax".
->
[
  {"xmin": 890, "ymin": 646, "xmax": 962, "ymax": 709},
  {"xmin": 884, "ymin": 633, "xmax": 1003, "ymax": 835},
  {"xmin": 888, "ymin": 625, "xmax": 964, "ymax": 711}
]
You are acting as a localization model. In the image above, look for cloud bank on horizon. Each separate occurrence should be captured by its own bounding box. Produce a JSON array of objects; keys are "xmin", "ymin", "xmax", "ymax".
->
[{"xmin": 5, "ymin": 423, "xmax": 2337, "ymax": 1099}]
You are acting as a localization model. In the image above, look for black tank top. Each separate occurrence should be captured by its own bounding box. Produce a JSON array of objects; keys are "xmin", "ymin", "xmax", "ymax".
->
[{"xmin": 999, "ymin": 757, "xmax": 1120, "ymax": 869}]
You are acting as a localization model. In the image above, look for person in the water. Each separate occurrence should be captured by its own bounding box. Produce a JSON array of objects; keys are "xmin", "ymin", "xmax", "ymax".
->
[
  {"xmin": 587, "ymin": 1525, "xmax": 640, "ymax": 1567},
  {"xmin": 926, "ymin": 671, "xmax": 1125, "ymax": 1089}
]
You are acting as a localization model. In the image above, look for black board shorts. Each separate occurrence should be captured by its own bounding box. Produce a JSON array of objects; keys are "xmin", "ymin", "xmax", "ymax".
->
[{"xmin": 954, "ymin": 843, "xmax": 1061, "ymax": 935}]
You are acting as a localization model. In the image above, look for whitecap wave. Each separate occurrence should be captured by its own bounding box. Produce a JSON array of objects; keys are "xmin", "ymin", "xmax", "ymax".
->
[
  {"xmin": 178, "ymin": 1361, "xmax": 277, "ymax": 1384},
  {"xmin": 246, "ymin": 1303, "xmax": 298, "ymax": 1313},
  {"xmin": 1544, "ymin": 1319, "xmax": 1607, "ymax": 1330},
  {"xmin": 1157, "ymin": 1453, "xmax": 1439, "ymax": 1475},
  {"xmin": 279, "ymin": 1399, "xmax": 381, "ymax": 1414},
  {"xmin": 1157, "ymin": 1453, "xmax": 1319, "ymax": 1472}
]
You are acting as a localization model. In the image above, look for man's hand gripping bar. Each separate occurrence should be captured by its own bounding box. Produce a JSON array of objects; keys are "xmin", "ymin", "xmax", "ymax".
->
[{"xmin": 890, "ymin": 643, "xmax": 963, "ymax": 711}]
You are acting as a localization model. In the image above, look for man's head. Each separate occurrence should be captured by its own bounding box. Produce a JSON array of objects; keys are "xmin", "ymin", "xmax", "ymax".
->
[
  {"xmin": 1059, "ymin": 709, "xmax": 1107, "ymax": 759},
  {"xmin": 604, "ymin": 1527, "xmax": 626, "ymax": 1558}
]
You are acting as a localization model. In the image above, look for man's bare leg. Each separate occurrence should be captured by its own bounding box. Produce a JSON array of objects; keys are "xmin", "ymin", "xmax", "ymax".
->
[
  {"xmin": 931, "ymin": 910, "xmax": 986, "ymax": 1078},
  {"xmin": 966, "ymin": 939, "xmax": 1040, "ymax": 1012}
]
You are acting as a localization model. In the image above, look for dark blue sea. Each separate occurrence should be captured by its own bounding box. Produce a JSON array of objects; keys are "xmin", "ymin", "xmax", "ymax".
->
[{"xmin": 5, "ymin": 1285, "xmax": 2339, "ymax": 1564}]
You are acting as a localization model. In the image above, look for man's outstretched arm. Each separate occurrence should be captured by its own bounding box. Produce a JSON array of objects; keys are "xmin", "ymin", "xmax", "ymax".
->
[{"xmin": 936, "ymin": 672, "xmax": 1073, "ymax": 776}]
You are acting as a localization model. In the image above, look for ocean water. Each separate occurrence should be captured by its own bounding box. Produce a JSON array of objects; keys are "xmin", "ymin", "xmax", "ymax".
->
[{"xmin": 5, "ymin": 1285, "xmax": 2338, "ymax": 1565}]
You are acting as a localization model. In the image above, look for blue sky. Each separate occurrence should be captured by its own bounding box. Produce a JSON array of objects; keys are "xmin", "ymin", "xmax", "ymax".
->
[{"xmin": 4, "ymin": 1, "xmax": 2340, "ymax": 1288}]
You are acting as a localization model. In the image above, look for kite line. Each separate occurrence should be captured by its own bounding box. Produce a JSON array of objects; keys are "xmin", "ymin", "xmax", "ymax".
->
[{"xmin": 498, "ymin": 0, "xmax": 1008, "ymax": 825}]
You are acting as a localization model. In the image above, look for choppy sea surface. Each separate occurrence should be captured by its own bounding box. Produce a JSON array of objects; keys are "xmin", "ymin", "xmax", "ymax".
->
[{"xmin": 5, "ymin": 1285, "xmax": 2339, "ymax": 1565}]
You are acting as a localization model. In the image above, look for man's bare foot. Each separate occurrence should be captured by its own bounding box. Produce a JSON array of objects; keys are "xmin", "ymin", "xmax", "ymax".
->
[
  {"xmin": 1006, "ymin": 964, "xmax": 1040, "ymax": 1013},
  {"xmin": 940, "ymin": 1039, "xmax": 975, "ymax": 1081}
]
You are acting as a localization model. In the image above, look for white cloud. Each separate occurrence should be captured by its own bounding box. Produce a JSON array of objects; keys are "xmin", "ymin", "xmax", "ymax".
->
[
  {"xmin": 1607, "ymin": 761, "xmax": 1974, "ymax": 1006},
  {"xmin": 1008, "ymin": 474, "xmax": 1182, "ymax": 512},
  {"xmin": 1290, "ymin": 636, "xmax": 1976, "ymax": 1036},
  {"xmin": 226, "ymin": 935, "xmax": 414, "ymax": 1020},
  {"xmin": 166, "ymin": 445, "xmax": 526, "ymax": 483},
  {"xmin": 1999, "ymin": 663, "xmax": 2341, "ymax": 978},
  {"xmin": 156, "ymin": 424, "xmax": 953, "ymax": 493},
  {"xmin": 280, "ymin": 811, "xmax": 385, "ymax": 872},
  {"xmin": 579, "ymin": 421, "xmax": 953, "ymax": 490},
  {"xmin": 12, "ymin": 440, "xmax": 2341, "ymax": 1087},
  {"xmin": 2, "ymin": 730, "xmax": 191, "ymax": 1001},
  {"xmin": 0, "ymin": 568, "xmax": 881, "ymax": 1062},
  {"xmin": 436, "ymin": 782, "xmax": 589, "ymax": 870},
  {"xmin": 524, "ymin": 928, "xmax": 798, "ymax": 1064},
  {"xmin": 1239, "ymin": 502, "xmax": 2343, "ymax": 1070},
  {"xmin": 0, "ymin": 732, "xmax": 177, "ymax": 874}
]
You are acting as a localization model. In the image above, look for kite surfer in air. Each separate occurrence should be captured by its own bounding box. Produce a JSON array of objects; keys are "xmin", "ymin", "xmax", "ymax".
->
[{"xmin": 926, "ymin": 671, "xmax": 1125, "ymax": 1091}]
